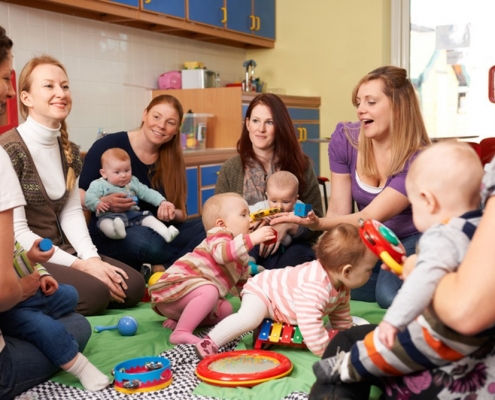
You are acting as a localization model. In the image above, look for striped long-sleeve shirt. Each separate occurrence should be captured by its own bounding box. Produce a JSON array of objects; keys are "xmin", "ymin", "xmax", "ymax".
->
[
  {"xmin": 339, "ymin": 211, "xmax": 492, "ymax": 383},
  {"xmin": 149, "ymin": 227, "xmax": 253, "ymax": 306},
  {"xmin": 242, "ymin": 260, "xmax": 352, "ymax": 356},
  {"xmin": 13, "ymin": 241, "xmax": 49, "ymax": 278}
]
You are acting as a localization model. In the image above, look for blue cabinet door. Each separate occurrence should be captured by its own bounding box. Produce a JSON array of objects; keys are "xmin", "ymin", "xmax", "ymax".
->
[
  {"xmin": 186, "ymin": 167, "xmax": 199, "ymax": 217},
  {"xmin": 253, "ymin": 0, "xmax": 275, "ymax": 39},
  {"xmin": 108, "ymin": 0, "xmax": 139, "ymax": 7},
  {"xmin": 188, "ymin": 0, "xmax": 225, "ymax": 28},
  {"xmin": 143, "ymin": 0, "xmax": 185, "ymax": 18},
  {"xmin": 200, "ymin": 164, "xmax": 221, "ymax": 186},
  {"xmin": 200, "ymin": 187, "xmax": 216, "ymax": 211},
  {"xmin": 225, "ymin": 0, "xmax": 252, "ymax": 35}
]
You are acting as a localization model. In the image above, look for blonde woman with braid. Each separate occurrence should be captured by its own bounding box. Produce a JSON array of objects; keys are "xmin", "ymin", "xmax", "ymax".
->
[{"xmin": 0, "ymin": 55, "xmax": 145, "ymax": 316}]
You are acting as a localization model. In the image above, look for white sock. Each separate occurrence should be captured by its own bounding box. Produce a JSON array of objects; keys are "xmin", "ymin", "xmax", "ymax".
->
[
  {"xmin": 113, "ymin": 218, "xmax": 127, "ymax": 238},
  {"xmin": 66, "ymin": 353, "xmax": 109, "ymax": 391},
  {"xmin": 142, "ymin": 216, "xmax": 179, "ymax": 242},
  {"xmin": 99, "ymin": 217, "xmax": 126, "ymax": 239}
]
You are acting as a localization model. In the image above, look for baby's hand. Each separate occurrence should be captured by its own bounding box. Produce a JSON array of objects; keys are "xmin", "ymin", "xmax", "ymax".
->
[
  {"xmin": 157, "ymin": 201, "xmax": 176, "ymax": 222},
  {"xmin": 26, "ymin": 239, "xmax": 55, "ymax": 265},
  {"xmin": 377, "ymin": 321, "xmax": 398, "ymax": 350},
  {"xmin": 40, "ymin": 275, "xmax": 58, "ymax": 296},
  {"xmin": 249, "ymin": 226, "xmax": 276, "ymax": 246},
  {"xmin": 402, "ymin": 254, "xmax": 417, "ymax": 279},
  {"xmin": 96, "ymin": 201, "xmax": 110, "ymax": 214}
]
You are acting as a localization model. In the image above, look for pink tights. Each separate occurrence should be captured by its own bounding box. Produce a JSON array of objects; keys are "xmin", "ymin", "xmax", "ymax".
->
[{"xmin": 155, "ymin": 284, "xmax": 233, "ymax": 345}]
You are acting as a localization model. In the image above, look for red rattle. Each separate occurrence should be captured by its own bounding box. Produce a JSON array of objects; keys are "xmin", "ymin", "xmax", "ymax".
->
[{"xmin": 358, "ymin": 218, "xmax": 405, "ymax": 275}]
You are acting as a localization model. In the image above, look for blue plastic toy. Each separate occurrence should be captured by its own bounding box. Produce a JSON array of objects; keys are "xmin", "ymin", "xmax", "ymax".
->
[
  {"xmin": 94, "ymin": 316, "xmax": 138, "ymax": 336},
  {"xmin": 294, "ymin": 203, "xmax": 312, "ymax": 217},
  {"xmin": 39, "ymin": 238, "xmax": 53, "ymax": 252}
]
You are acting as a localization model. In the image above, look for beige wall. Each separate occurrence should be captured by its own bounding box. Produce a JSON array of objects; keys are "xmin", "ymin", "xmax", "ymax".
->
[{"xmin": 248, "ymin": 0, "xmax": 391, "ymax": 177}]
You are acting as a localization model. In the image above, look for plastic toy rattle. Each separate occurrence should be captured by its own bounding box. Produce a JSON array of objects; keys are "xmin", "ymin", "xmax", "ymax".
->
[
  {"xmin": 113, "ymin": 356, "xmax": 172, "ymax": 393},
  {"xmin": 358, "ymin": 218, "xmax": 405, "ymax": 275},
  {"xmin": 39, "ymin": 238, "xmax": 53, "ymax": 252},
  {"xmin": 94, "ymin": 316, "xmax": 138, "ymax": 336},
  {"xmin": 250, "ymin": 207, "xmax": 282, "ymax": 222}
]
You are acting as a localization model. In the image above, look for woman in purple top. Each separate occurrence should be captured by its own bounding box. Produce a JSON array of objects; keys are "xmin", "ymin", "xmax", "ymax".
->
[{"xmin": 273, "ymin": 66, "xmax": 430, "ymax": 308}]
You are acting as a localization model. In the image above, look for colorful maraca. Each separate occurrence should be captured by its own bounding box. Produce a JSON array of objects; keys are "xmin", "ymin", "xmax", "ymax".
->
[{"xmin": 94, "ymin": 316, "xmax": 138, "ymax": 336}]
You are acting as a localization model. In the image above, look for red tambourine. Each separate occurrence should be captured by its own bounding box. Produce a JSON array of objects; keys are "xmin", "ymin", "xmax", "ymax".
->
[
  {"xmin": 195, "ymin": 350, "xmax": 293, "ymax": 387},
  {"xmin": 358, "ymin": 218, "xmax": 405, "ymax": 275}
]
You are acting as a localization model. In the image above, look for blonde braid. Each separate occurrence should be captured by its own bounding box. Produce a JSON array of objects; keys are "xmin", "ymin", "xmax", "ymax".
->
[{"xmin": 59, "ymin": 120, "xmax": 76, "ymax": 191}]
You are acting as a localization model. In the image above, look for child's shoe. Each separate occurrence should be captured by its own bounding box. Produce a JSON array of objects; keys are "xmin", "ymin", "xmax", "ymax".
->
[
  {"xmin": 195, "ymin": 336, "xmax": 218, "ymax": 359},
  {"xmin": 312, "ymin": 350, "xmax": 346, "ymax": 384}
]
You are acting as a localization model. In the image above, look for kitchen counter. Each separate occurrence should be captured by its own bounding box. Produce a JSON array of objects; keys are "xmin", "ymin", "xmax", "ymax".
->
[{"xmin": 184, "ymin": 148, "xmax": 237, "ymax": 167}]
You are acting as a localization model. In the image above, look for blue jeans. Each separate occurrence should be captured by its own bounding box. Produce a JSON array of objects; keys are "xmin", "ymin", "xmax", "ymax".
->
[
  {"xmin": 0, "ymin": 284, "xmax": 80, "ymax": 366},
  {"xmin": 0, "ymin": 309, "xmax": 91, "ymax": 400},
  {"xmin": 91, "ymin": 217, "xmax": 206, "ymax": 270},
  {"xmin": 350, "ymin": 232, "xmax": 421, "ymax": 309},
  {"xmin": 250, "ymin": 240, "xmax": 316, "ymax": 270}
]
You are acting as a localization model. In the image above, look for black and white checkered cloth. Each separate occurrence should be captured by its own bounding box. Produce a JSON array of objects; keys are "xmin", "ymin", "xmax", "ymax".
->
[{"xmin": 15, "ymin": 331, "xmax": 309, "ymax": 400}]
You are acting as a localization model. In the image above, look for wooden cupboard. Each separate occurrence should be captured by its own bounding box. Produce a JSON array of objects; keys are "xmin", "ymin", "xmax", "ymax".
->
[
  {"xmin": 10, "ymin": 0, "xmax": 275, "ymax": 49},
  {"xmin": 152, "ymin": 87, "xmax": 321, "ymax": 217},
  {"xmin": 188, "ymin": 0, "xmax": 275, "ymax": 40}
]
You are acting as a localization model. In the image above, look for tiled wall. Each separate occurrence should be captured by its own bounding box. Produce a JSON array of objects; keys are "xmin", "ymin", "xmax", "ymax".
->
[{"xmin": 0, "ymin": 3, "xmax": 248, "ymax": 150}]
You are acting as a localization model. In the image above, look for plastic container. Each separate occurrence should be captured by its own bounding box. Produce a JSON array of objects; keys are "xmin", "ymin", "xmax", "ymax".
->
[{"xmin": 180, "ymin": 113, "xmax": 213, "ymax": 151}]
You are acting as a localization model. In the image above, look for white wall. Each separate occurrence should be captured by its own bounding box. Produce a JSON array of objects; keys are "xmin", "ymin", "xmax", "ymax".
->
[{"xmin": 0, "ymin": 3, "xmax": 248, "ymax": 151}]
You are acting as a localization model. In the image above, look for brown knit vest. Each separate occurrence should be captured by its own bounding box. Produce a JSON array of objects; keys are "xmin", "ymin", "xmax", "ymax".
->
[{"xmin": 0, "ymin": 128, "xmax": 83, "ymax": 252}]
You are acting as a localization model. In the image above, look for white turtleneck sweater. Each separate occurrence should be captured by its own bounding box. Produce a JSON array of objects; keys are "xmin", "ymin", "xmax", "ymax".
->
[{"xmin": 14, "ymin": 116, "xmax": 99, "ymax": 267}]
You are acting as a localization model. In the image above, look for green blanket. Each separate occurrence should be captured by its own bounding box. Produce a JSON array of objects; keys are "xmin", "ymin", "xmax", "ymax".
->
[{"xmin": 47, "ymin": 298, "xmax": 385, "ymax": 399}]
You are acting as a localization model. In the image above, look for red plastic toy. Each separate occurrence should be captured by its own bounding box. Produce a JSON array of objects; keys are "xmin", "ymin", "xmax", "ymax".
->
[
  {"xmin": 195, "ymin": 350, "xmax": 292, "ymax": 387},
  {"xmin": 358, "ymin": 218, "xmax": 405, "ymax": 275}
]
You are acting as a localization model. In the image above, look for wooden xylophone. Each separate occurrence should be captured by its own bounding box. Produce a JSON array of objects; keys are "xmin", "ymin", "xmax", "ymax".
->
[{"xmin": 254, "ymin": 318, "xmax": 307, "ymax": 350}]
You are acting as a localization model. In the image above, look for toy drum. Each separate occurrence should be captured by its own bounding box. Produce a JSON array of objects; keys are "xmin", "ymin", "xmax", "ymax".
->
[{"xmin": 113, "ymin": 356, "xmax": 172, "ymax": 394}]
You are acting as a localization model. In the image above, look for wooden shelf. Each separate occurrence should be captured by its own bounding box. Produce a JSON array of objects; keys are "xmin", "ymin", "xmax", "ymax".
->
[{"xmin": 5, "ymin": 0, "xmax": 274, "ymax": 49}]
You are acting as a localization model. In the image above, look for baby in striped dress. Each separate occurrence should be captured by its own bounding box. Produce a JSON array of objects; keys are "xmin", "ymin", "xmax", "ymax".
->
[
  {"xmin": 195, "ymin": 223, "xmax": 377, "ymax": 358},
  {"xmin": 313, "ymin": 141, "xmax": 490, "ymax": 384},
  {"xmin": 149, "ymin": 192, "xmax": 275, "ymax": 345}
]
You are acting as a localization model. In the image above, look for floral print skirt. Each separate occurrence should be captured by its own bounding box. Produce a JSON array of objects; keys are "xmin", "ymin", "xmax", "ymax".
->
[{"xmin": 381, "ymin": 337, "xmax": 495, "ymax": 399}]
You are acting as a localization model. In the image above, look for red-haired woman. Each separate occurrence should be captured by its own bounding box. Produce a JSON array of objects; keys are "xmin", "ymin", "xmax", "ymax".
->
[{"xmin": 215, "ymin": 93, "xmax": 323, "ymax": 269}]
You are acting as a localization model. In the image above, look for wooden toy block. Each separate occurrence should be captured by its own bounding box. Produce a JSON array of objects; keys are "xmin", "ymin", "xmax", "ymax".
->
[{"xmin": 294, "ymin": 203, "xmax": 312, "ymax": 217}]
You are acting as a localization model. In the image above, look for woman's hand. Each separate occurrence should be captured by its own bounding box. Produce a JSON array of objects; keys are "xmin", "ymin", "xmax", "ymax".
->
[
  {"xmin": 71, "ymin": 257, "xmax": 128, "ymax": 303},
  {"xmin": 157, "ymin": 201, "xmax": 176, "ymax": 222},
  {"xmin": 19, "ymin": 271, "xmax": 41, "ymax": 301},
  {"xmin": 100, "ymin": 193, "xmax": 135, "ymax": 213},
  {"xmin": 270, "ymin": 210, "xmax": 321, "ymax": 231}
]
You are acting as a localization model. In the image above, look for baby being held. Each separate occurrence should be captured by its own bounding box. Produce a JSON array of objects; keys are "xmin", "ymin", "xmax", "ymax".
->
[
  {"xmin": 314, "ymin": 141, "xmax": 488, "ymax": 385},
  {"xmin": 85, "ymin": 148, "xmax": 178, "ymax": 242},
  {"xmin": 249, "ymin": 170, "xmax": 305, "ymax": 246}
]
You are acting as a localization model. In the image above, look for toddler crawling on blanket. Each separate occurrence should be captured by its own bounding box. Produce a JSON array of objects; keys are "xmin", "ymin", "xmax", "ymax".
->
[{"xmin": 195, "ymin": 223, "xmax": 377, "ymax": 358}]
